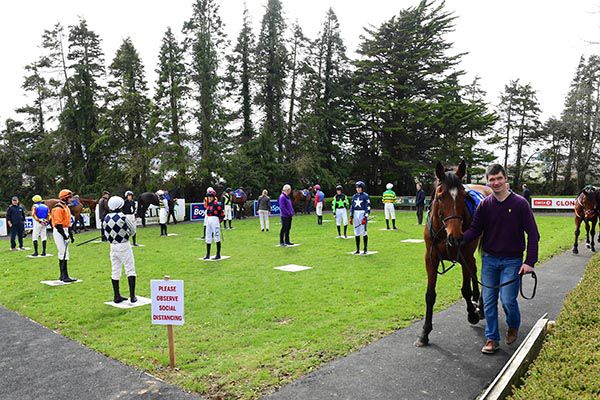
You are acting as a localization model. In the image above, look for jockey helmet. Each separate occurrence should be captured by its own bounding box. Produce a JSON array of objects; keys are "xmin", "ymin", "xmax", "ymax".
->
[
  {"xmin": 335, "ymin": 185, "xmax": 343, "ymax": 191},
  {"xmin": 59, "ymin": 189, "xmax": 73, "ymax": 200},
  {"xmin": 124, "ymin": 190, "xmax": 133, "ymax": 197},
  {"xmin": 108, "ymin": 196, "xmax": 125, "ymax": 211},
  {"xmin": 314, "ymin": 184, "xmax": 321, "ymax": 190},
  {"xmin": 386, "ymin": 183, "xmax": 393, "ymax": 190},
  {"xmin": 355, "ymin": 181, "xmax": 366, "ymax": 189},
  {"xmin": 32, "ymin": 195, "xmax": 42, "ymax": 203}
]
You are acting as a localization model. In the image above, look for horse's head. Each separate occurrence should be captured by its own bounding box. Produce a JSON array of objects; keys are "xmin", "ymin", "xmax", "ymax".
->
[
  {"xmin": 578, "ymin": 186, "xmax": 598, "ymax": 219},
  {"xmin": 433, "ymin": 160, "xmax": 468, "ymax": 247}
]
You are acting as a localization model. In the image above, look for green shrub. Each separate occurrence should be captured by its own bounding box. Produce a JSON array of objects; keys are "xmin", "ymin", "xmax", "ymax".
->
[{"xmin": 508, "ymin": 254, "xmax": 600, "ymax": 400}]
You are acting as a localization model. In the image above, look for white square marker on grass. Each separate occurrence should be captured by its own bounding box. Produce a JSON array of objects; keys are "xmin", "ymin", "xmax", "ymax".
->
[
  {"xmin": 104, "ymin": 296, "xmax": 151, "ymax": 309},
  {"xmin": 91, "ymin": 240, "xmax": 103, "ymax": 244},
  {"xmin": 166, "ymin": 233, "xmax": 179, "ymax": 237},
  {"xmin": 401, "ymin": 239, "xmax": 424, "ymax": 243},
  {"xmin": 199, "ymin": 255, "xmax": 231, "ymax": 262},
  {"xmin": 28, "ymin": 254, "xmax": 54, "ymax": 258},
  {"xmin": 275, "ymin": 243, "xmax": 301, "ymax": 247},
  {"xmin": 347, "ymin": 251, "xmax": 379, "ymax": 256},
  {"xmin": 274, "ymin": 264, "xmax": 312, "ymax": 272},
  {"xmin": 40, "ymin": 280, "xmax": 83, "ymax": 286}
]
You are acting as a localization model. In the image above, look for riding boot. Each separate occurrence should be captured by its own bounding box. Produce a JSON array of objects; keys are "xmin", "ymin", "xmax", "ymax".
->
[
  {"xmin": 58, "ymin": 259, "xmax": 65, "ymax": 281},
  {"xmin": 215, "ymin": 242, "xmax": 221, "ymax": 260},
  {"xmin": 62, "ymin": 260, "xmax": 76, "ymax": 283},
  {"xmin": 355, "ymin": 236, "xmax": 360, "ymax": 254},
  {"xmin": 112, "ymin": 279, "xmax": 127, "ymax": 303},
  {"xmin": 386, "ymin": 219, "xmax": 390, "ymax": 230},
  {"xmin": 32, "ymin": 240, "xmax": 39, "ymax": 257},
  {"xmin": 363, "ymin": 235, "xmax": 369, "ymax": 254},
  {"xmin": 202, "ymin": 226, "xmax": 206, "ymax": 239},
  {"xmin": 392, "ymin": 219, "xmax": 397, "ymax": 230},
  {"xmin": 204, "ymin": 244, "xmax": 211, "ymax": 260},
  {"xmin": 229, "ymin": 220, "xmax": 232, "ymax": 229},
  {"xmin": 127, "ymin": 275, "xmax": 137, "ymax": 303},
  {"xmin": 337, "ymin": 226, "xmax": 341, "ymax": 236},
  {"xmin": 344, "ymin": 225, "xmax": 348, "ymax": 238},
  {"xmin": 41, "ymin": 240, "xmax": 47, "ymax": 256},
  {"xmin": 132, "ymin": 234, "xmax": 137, "ymax": 246}
]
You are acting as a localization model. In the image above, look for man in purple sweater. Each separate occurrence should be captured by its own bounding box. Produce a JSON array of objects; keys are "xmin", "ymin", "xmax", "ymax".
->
[
  {"xmin": 462, "ymin": 164, "xmax": 540, "ymax": 354},
  {"xmin": 278, "ymin": 184, "xmax": 295, "ymax": 246}
]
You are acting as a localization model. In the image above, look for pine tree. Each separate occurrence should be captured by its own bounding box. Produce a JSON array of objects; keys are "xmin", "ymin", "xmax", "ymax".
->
[
  {"xmin": 255, "ymin": 0, "xmax": 288, "ymax": 165},
  {"xmin": 350, "ymin": 0, "xmax": 495, "ymax": 191},
  {"xmin": 103, "ymin": 38, "xmax": 153, "ymax": 190},
  {"xmin": 154, "ymin": 27, "xmax": 189, "ymax": 188},
  {"xmin": 61, "ymin": 18, "xmax": 105, "ymax": 191},
  {"xmin": 226, "ymin": 5, "xmax": 256, "ymax": 146},
  {"xmin": 15, "ymin": 60, "xmax": 60, "ymax": 193},
  {"xmin": 0, "ymin": 120, "xmax": 26, "ymax": 200},
  {"xmin": 183, "ymin": 0, "xmax": 228, "ymax": 187}
]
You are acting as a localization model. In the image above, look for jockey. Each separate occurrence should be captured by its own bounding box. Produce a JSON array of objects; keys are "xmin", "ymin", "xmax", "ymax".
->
[
  {"xmin": 104, "ymin": 196, "xmax": 137, "ymax": 303},
  {"xmin": 201, "ymin": 187, "xmax": 215, "ymax": 239},
  {"xmin": 382, "ymin": 183, "xmax": 397, "ymax": 230},
  {"xmin": 314, "ymin": 184, "xmax": 325, "ymax": 225},
  {"xmin": 156, "ymin": 190, "xmax": 169, "ymax": 236},
  {"xmin": 51, "ymin": 189, "xmax": 77, "ymax": 282},
  {"xmin": 31, "ymin": 195, "xmax": 49, "ymax": 257},
  {"xmin": 350, "ymin": 181, "xmax": 371, "ymax": 254},
  {"xmin": 222, "ymin": 188, "xmax": 233, "ymax": 229},
  {"xmin": 123, "ymin": 191, "xmax": 138, "ymax": 246},
  {"xmin": 331, "ymin": 185, "xmax": 349, "ymax": 238},
  {"xmin": 203, "ymin": 190, "xmax": 225, "ymax": 260}
]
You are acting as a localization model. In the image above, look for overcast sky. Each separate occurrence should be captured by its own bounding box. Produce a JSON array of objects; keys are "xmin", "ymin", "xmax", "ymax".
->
[{"xmin": 1, "ymin": 0, "xmax": 599, "ymax": 124}]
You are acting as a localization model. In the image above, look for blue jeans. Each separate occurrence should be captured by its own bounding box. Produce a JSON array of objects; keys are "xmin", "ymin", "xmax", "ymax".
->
[{"xmin": 481, "ymin": 254, "xmax": 522, "ymax": 341}]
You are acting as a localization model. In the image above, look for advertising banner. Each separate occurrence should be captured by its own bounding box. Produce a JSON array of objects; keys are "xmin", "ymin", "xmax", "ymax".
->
[{"xmin": 531, "ymin": 197, "xmax": 576, "ymax": 210}]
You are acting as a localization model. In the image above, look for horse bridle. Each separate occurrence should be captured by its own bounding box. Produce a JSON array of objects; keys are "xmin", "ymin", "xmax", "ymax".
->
[
  {"xmin": 427, "ymin": 191, "xmax": 537, "ymax": 299},
  {"xmin": 575, "ymin": 193, "xmax": 598, "ymax": 220}
]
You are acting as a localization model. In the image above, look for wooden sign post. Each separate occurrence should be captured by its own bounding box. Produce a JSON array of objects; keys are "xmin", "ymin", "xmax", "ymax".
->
[{"xmin": 151, "ymin": 275, "xmax": 185, "ymax": 368}]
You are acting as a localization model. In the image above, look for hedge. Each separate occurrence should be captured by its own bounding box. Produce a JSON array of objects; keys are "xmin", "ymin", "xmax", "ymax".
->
[{"xmin": 508, "ymin": 254, "xmax": 600, "ymax": 400}]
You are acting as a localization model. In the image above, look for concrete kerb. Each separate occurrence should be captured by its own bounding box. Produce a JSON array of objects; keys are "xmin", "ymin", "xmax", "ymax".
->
[{"xmin": 478, "ymin": 314, "xmax": 550, "ymax": 400}]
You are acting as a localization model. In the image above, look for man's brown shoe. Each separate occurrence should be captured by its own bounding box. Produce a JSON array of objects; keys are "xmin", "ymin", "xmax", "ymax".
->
[
  {"xmin": 506, "ymin": 328, "xmax": 518, "ymax": 345},
  {"xmin": 481, "ymin": 339, "xmax": 499, "ymax": 354}
]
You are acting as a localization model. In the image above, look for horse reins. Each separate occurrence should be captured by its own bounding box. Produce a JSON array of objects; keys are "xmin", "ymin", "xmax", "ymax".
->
[{"xmin": 427, "ymin": 197, "xmax": 537, "ymax": 300}]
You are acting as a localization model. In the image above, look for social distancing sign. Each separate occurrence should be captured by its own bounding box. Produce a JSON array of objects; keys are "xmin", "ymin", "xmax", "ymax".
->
[{"xmin": 151, "ymin": 279, "xmax": 184, "ymax": 325}]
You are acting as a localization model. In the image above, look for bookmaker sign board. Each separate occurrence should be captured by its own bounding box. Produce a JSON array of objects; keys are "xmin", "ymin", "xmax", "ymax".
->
[{"xmin": 531, "ymin": 197, "xmax": 576, "ymax": 210}]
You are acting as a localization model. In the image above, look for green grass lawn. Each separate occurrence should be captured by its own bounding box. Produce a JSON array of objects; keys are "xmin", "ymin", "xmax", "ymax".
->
[{"xmin": 0, "ymin": 211, "xmax": 579, "ymax": 399}]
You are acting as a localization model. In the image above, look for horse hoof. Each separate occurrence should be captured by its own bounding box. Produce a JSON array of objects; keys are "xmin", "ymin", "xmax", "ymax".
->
[
  {"xmin": 586, "ymin": 243, "xmax": 591, "ymax": 249},
  {"xmin": 468, "ymin": 312, "xmax": 480, "ymax": 325},
  {"xmin": 573, "ymin": 248, "xmax": 579, "ymax": 255},
  {"xmin": 414, "ymin": 337, "xmax": 429, "ymax": 347}
]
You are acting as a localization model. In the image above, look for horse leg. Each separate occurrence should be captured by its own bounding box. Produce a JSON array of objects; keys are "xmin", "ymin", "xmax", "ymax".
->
[
  {"xmin": 415, "ymin": 256, "xmax": 438, "ymax": 347},
  {"xmin": 590, "ymin": 218, "xmax": 597, "ymax": 252},
  {"xmin": 573, "ymin": 218, "xmax": 580, "ymax": 254},
  {"xmin": 461, "ymin": 258, "xmax": 480, "ymax": 325},
  {"xmin": 585, "ymin": 220, "xmax": 591, "ymax": 249},
  {"xmin": 467, "ymin": 255, "xmax": 484, "ymax": 320}
]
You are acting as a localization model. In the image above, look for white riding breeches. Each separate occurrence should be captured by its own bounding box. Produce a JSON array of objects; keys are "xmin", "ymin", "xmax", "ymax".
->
[{"xmin": 110, "ymin": 242, "xmax": 136, "ymax": 280}]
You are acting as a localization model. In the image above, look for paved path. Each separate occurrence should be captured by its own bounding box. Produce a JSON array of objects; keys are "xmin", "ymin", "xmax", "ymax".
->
[
  {"xmin": 264, "ymin": 250, "xmax": 593, "ymax": 400},
  {"xmin": 0, "ymin": 307, "xmax": 201, "ymax": 400}
]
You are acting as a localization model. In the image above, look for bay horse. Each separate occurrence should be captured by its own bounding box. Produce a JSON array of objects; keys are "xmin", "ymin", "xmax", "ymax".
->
[
  {"xmin": 43, "ymin": 198, "xmax": 96, "ymax": 233},
  {"xmin": 136, "ymin": 192, "xmax": 159, "ymax": 227},
  {"xmin": 415, "ymin": 160, "xmax": 492, "ymax": 347},
  {"xmin": 292, "ymin": 189, "xmax": 311, "ymax": 214},
  {"xmin": 231, "ymin": 188, "xmax": 247, "ymax": 219},
  {"xmin": 572, "ymin": 186, "xmax": 597, "ymax": 254}
]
